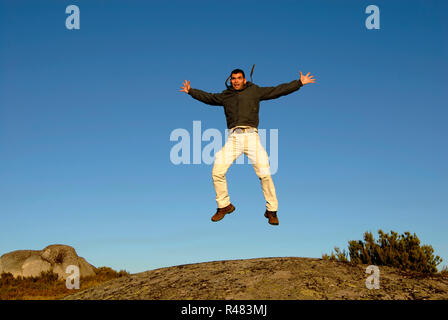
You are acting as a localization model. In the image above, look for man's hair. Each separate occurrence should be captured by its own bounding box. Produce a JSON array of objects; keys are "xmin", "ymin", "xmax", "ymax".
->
[{"xmin": 230, "ymin": 68, "xmax": 245, "ymax": 78}]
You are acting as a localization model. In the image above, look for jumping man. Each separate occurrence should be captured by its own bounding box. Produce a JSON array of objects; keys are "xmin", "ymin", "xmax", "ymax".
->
[{"xmin": 179, "ymin": 68, "xmax": 316, "ymax": 225}]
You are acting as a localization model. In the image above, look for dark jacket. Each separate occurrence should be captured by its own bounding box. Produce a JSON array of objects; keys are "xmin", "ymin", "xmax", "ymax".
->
[{"xmin": 188, "ymin": 79, "xmax": 303, "ymax": 129}]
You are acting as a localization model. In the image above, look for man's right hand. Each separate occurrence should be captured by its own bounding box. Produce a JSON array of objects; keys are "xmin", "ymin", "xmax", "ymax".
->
[{"xmin": 179, "ymin": 80, "xmax": 191, "ymax": 94}]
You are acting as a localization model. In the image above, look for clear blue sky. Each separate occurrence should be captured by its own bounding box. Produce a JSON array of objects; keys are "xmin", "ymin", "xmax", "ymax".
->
[{"xmin": 1, "ymin": 0, "xmax": 447, "ymax": 274}]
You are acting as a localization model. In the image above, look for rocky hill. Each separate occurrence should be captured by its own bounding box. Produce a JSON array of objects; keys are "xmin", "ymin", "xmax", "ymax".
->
[
  {"xmin": 63, "ymin": 257, "xmax": 448, "ymax": 300},
  {"xmin": 0, "ymin": 244, "xmax": 96, "ymax": 280}
]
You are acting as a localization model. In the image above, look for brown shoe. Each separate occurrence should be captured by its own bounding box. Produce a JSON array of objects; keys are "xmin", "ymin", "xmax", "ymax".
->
[
  {"xmin": 211, "ymin": 203, "xmax": 235, "ymax": 222},
  {"xmin": 264, "ymin": 210, "xmax": 279, "ymax": 225}
]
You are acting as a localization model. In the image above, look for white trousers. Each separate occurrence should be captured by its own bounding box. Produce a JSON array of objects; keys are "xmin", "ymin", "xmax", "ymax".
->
[{"xmin": 212, "ymin": 127, "xmax": 278, "ymax": 211}]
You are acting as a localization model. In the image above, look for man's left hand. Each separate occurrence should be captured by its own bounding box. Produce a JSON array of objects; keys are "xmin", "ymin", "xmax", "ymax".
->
[{"xmin": 300, "ymin": 71, "xmax": 316, "ymax": 85}]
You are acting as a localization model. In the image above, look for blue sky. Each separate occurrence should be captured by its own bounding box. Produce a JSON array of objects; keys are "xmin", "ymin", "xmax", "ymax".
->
[{"xmin": 1, "ymin": 0, "xmax": 447, "ymax": 274}]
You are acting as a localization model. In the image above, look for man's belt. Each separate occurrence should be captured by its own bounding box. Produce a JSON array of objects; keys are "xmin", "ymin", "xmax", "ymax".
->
[{"xmin": 230, "ymin": 127, "xmax": 258, "ymax": 134}]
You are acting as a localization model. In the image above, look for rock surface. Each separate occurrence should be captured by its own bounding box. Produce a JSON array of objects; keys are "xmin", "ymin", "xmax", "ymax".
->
[
  {"xmin": 63, "ymin": 257, "xmax": 448, "ymax": 300},
  {"xmin": 0, "ymin": 244, "xmax": 96, "ymax": 279}
]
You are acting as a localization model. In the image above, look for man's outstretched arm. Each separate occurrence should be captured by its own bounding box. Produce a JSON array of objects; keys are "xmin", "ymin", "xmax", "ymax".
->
[
  {"xmin": 258, "ymin": 71, "xmax": 317, "ymax": 101},
  {"xmin": 179, "ymin": 80, "xmax": 223, "ymax": 106}
]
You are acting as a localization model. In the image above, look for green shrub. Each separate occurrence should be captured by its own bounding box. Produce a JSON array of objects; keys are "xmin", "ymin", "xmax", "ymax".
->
[
  {"xmin": 322, "ymin": 247, "xmax": 348, "ymax": 263},
  {"xmin": 323, "ymin": 230, "xmax": 443, "ymax": 274}
]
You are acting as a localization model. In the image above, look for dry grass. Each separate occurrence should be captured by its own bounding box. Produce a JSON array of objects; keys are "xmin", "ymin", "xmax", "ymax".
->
[{"xmin": 0, "ymin": 267, "xmax": 130, "ymax": 300}]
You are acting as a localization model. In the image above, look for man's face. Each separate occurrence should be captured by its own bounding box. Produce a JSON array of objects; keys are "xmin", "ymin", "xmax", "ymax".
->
[{"xmin": 230, "ymin": 72, "xmax": 246, "ymax": 90}]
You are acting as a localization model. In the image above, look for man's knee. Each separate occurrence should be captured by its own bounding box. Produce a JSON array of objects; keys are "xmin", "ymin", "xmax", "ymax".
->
[
  {"xmin": 255, "ymin": 166, "xmax": 272, "ymax": 179},
  {"xmin": 212, "ymin": 164, "xmax": 227, "ymax": 181}
]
